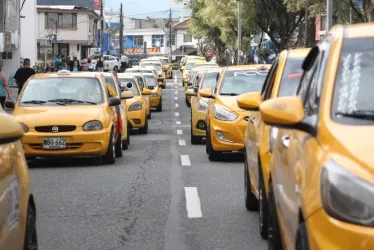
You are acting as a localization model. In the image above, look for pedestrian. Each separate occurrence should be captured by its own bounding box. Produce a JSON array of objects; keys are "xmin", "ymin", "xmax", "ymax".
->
[
  {"xmin": 72, "ymin": 61, "xmax": 80, "ymax": 72},
  {"xmin": 121, "ymin": 53, "xmax": 128, "ymax": 72},
  {"xmin": 14, "ymin": 58, "xmax": 36, "ymax": 96},
  {"xmin": 59, "ymin": 59, "xmax": 69, "ymax": 70},
  {"xmin": 70, "ymin": 56, "xmax": 80, "ymax": 71},
  {"xmin": 0, "ymin": 64, "xmax": 11, "ymax": 109},
  {"xmin": 55, "ymin": 55, "xmax": 62, "ymax": 71},
  {"xmin": 96, "ymin": 56, "xmax": 104, "ymax": 72}
]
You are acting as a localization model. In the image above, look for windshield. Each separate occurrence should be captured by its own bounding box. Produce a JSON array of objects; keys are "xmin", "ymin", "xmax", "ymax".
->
[
  {"xmin": 201, "ymin": 72, "xmax": 220, "ymax": 90},
  {"xmin": 144, "ymin": 75, "xmax": 157, "ymax": 87},
  {"xmin": 186, "ymin": 63, "xmax": 195, "ymax": 70},
  {"xmin": 195, "ymin": 64, "xmax": 218, "ymax": 68},
  {"xmin": 219, "ymin": 70, "xmax": 268, "ymax": 96},
  {"xmin": 118, "ymin": 78, "xmax": 140, "ymax": 95},
  {"xmin": 332, "ymin": 37, "xmax": 374, "ymax": 123},
  {"xmin": 140, "ymin": 63, "xmax": 162, "ymax": 71},
  {"xmin": 278, "ymin": 58, "xmax": 304, "ymax": 97},
  {"xmin": 160, "ymin": 59, "xmax": 169, "ymax": 65},
  {"xmin": 135, "ymin": 76, "xmax": 145, "ymax": 89},
  {"xmin": 19, "ymin": 77, "xmax": 103, "ymax": 105},
  {"xmin": 104, "ymin": 76, "xmax": 119, "ymax": 96}
]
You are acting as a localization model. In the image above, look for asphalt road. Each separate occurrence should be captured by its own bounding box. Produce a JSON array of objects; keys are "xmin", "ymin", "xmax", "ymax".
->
[{"xmin": 29, "ymin": 71, "xmax": 267, "ymax": 250}]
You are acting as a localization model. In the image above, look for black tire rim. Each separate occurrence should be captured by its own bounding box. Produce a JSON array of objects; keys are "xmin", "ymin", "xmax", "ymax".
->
[{"xmin": 244, "ymin": 160, "xmax": 248, "ymax": 202}]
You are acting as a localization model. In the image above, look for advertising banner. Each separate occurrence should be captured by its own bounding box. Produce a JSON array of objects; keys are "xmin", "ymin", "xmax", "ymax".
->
[{"xmin": 93, "ymin": 0, "xmax": 101, "ymax": 11}]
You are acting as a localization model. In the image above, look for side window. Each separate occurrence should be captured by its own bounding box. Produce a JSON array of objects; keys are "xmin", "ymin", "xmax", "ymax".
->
[{"xmin": 262, "ymin": 59, "xmax": 279, "ymax": 100}]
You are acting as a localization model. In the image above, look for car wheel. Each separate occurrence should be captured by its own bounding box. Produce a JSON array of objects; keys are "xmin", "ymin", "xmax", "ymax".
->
[
  {"xmin": 259, "ymin": 168, "xmax": 268, "ymax": 239},
  {"xmin": 139, "ymin": 118, "xmax": 148, "ymax": 134},
  {"xmin": 190, "ymin": 111, "xmax": 201, "ymax": 145},
  {"xmin": 244, "ymin": 153, "xmax": 258, "ymax": 211},
  {"xmin": 102, "ymin": 130, "xmax": 116, "ymax": 164},
  {"xmin": 113, "ymin": 66, "xmax": 118, "ymax": 72},
  {"xmin": 122, "ymin": 126, "xmax": 130, "ymax": 150},
  {"xmin": 24, "ymin": 203, "xmax": 38, "ymax": 250},
  {"xmin": 148, "ymin": 109, "xmax": 152, "ymax": 119},
  {"xmin": 295, "ymin": 222, "xmax": 309, "ymax": 250},
  {"xmin": 268, "ymin": 182, "xmax": 283, "ymax": 250},
  {"xmin": 206, "ymin": 126, "xmax": 221, "ymax": 161},
  {"xmin": 171, "ymin": 71, "xmax": 173, "ymax": 79},
  {"xmin": 156, "ymin": 99, "xmax": 162, "ymax": 112},
  {"xmin": 115, "ymin": 132, "xmax": 123, "ymax": 157}
]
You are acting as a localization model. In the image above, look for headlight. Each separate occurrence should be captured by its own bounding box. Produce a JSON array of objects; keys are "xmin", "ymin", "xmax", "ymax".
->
[
  {"xmin": 129, "ymin": 101, "xmax": 142, "ymax": 111},
  {"xmin": 213, "ymin": 104, "xmax": 238, "ymax": 121},
  {"xmin": 269, "ymin": 127, "xmax": 278, "ymax": 153},
  {"xmin": 321, "ymin": 160, "xmax": 374, "ymax": 227},
  {"xmin": 151, "ymin": 93, "xmax": 158, "ymax": 97},
  {"xmin": 196, "ymin": 100, "xmax": 208, "ymax": 112},
  {"xmin": 82, "ymin": 120, "xmax": 103, "ymax": 131},
  {"xmin": 19, "ymin": 122, "xmax": 29, "ymax": 133}
]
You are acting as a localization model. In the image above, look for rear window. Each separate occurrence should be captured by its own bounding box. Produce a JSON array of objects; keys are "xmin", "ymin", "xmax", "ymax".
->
[
  {"xmin": 118, "ymin": 78, "xmax": 140, "ymax": 95},
  {"xmin": 278, "ymin": 58, "xmax": 304, "ymax": 97},
  {"xmin": 144, "ymin": 75, "xmax": 157, "ymax": 87},
  {"xmin": 140, "ymin": 63, "xmax": 162, "ymax": 71},
  {"xmin": 135, "ymin": 76, "xmax": 145, "ymax": 89}
]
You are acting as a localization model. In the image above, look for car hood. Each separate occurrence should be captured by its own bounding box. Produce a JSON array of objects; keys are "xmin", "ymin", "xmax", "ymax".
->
[
  {"xmin": 215, "ymin": 95, "xmax": 249, "ymax": 113},
  {"xmin": 13, "ymin": 105, "xmax": 110, "ymax": 128}
]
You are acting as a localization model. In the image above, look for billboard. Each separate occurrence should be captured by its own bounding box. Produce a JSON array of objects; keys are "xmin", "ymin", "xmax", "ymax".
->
[{"xmin": 93, "ymin": 0, "xmax": 101, "ymax": 11}]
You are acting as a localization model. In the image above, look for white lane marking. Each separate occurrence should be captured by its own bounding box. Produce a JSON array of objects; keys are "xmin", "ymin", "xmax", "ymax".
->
[
  {"xmin": 176, "ymin": 121, "xmax": 181, "ymax": 125},
  {"xmin": 175, "ymin": 103, "xmax": 179, "ymax": 108},
  {"xmin": 175, "ymin": 112, "xmax": 180, "ymax": 117},
  {"xmin": 184, "ymin": 187, "xmax": 203, "ymax": 218},
  {"xmin": 175, "ymin": 90, "xmax": 178, "ymax": 94},
  {"xmin": 177, "ymin": 129, "xmax": 183, "ymax": 135},
  {"xmin": 175, "ymin": 97, "xmax": 178, "ymax": 100},
  {"xmin": 178, "ymin": 139, "xmax": 186, "ymax": 146},
  {"xmin": 175, "ymin": 86, "xmax": 178, "ymax": 89},
  {"xmin": 180, "ymin": 155, "xmax": 191, "ymax": 166}
]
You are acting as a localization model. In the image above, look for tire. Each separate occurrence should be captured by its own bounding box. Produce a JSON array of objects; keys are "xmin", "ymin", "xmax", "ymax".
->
[
  {"xmin": 171, "ymin": 71, "xmax": 173, "ymax": 79},
  {"xmin": 113, "ymin": 66, "xmax": 118, "ymax": 72},
  {"xmin": 190, "ymin": 111, "xmax": 201, "ymax": 145},
  {"xmin": 206, "ymin": 126, "xmax": 221, "ymax": 161},
  {"xmin": 268, "ymin": 182, "xmax": 283, "ymax": 250},
  {"xmin": 102, "ymin": 130, "xmax": 116, "ymax": 164},
  {"xmin": 244, "ymin": 153, "xmax": 258, "ymax": 211},
  {"xmin": 26, "ymin": 157, "xmax": 36, "ymax": 161},
  {"xmin": 259, "ymin": 168, "xmax": 269, "ymax": 239},
  {"xmin": 156, "ymin": 99, "xmax": 162, "ymax": 112},
  {"xmin": 139, "ymin": 118, "xmax": 148, "ymax": 134},
  {"xmin": 24, "ymin": 204, "xmax": 38, "ymax": 250},
  {"xmin": 147, "ymin": 109, "xmax": 152, "ymax": 119},
  {"xmin": 122, "ymin": 126, "xmax": 130, "ymax": 150},
  {"xmin": 295, "ymin": 222, "xmax": 309, "ymax": 250},
  {"xmin": 115, "ymin": 132, "xmax": 123, "ymax": 157}
]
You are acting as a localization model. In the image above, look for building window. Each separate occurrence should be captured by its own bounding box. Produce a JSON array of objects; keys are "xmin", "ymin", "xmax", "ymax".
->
[
  {"xmin": 152, "ymin": 35, "xmax": 164, "ymax": 47},
  {"xmin": 112, "ymin": 35, "xmax": 120, "ymax": 48},
  {"xmin": 172, "ymin": 33, "xmax": 176, "ymax": 45},
  {"xmin": 37, "ymin": 43, "xmax": 53, "ymax": 60},
  {"xmin": 134, "ymin": 35, "xmax": 144, "ymax": 46},
  {"xmin": 184, "ymin": 34, "xmax": 192, "ymax": 43},
  {"xmin": 45, "ymin": 13, "xmax": 77, "ymax": 29}
]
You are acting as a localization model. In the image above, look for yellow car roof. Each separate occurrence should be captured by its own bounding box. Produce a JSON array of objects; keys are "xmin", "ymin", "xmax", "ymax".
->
[
  {"xmin": 345, "ymin": 22, "xmax": 374, "ymax": 38},
  {"xmin": 117, "ymin": 73, "xmax": 134, "ymax": 79},
  {"xmin": 288, "ymin": 48, "xmax": 311, "ymax": 58},
  {"xmin": 34, "ymin": 71, "xmax": 102, "ymax": 79},
  {"xmin": 226, "ymin": 64, "xmax": 271, "ymax": 71},
  {"xmin": 142, "ymin": 73, "xmax": 155, "ymax": 77},
  {"xmin": 128, "ymin": 72, "xmax": 143, "ymax": 77}
]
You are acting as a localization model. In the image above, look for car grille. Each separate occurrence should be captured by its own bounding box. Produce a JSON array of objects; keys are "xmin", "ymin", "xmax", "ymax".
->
[{"xmin": 35, "ymin": 125, "xmax": 77, "ymax": 133}]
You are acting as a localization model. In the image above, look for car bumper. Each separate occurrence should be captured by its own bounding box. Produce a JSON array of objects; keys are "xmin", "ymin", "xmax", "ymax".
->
[
  {"xmin": 127, "ymin": 109, "xmax": 146, "ymax": 128},
  {"xmin": 307, "ymin": 208, "xmax": 374, "ymax": 249},
  {"xmin": 22, "ymin": 127, "xmax": 111, "ymax": 157},
  {"xmin": 150, "ymin": 97, "xmax": 161, "ymax": 107},
  {"xmin": 192, "ymin": 110, "xmax": 207, "ymax": 137},
  {"xmin": 209, "ymin": 114, "xmax": 248, "ymax": 152}
]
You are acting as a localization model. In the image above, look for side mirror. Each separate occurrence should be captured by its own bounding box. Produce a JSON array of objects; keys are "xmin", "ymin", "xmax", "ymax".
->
[
  {"xmin": 187, "ymin": 82, "xmax": 193, "ymax": 87},
  {"xmin": 236, "ymin": 92, "xmax": 262, "ymax": 111},
  {"xmin": 185, "ymin": 89, "xmax": 195, "ymax": 96},
  {"xmin": 142, "ymin": 89, "xmax": 152, "ymax": 95},
  {"xmin": 127, "ymin": 82, "xmax": 133, "ymax": 88},
  {"xmin": 199, "ymin": 88, "xmax": 214, "ymax": 99},
  {"xmin": 108, "ymin": 97, "xmax": 121, "ymax": 106},
  {"xmin": 121, "ymin": 90, "xmax": 134, "ymax": 100},
  {"xmin": 260, "ymin": 97, "xmax": 305, "ymax": 126}
]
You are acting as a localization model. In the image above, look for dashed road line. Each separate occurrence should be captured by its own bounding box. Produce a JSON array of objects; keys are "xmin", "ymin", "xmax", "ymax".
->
[
  {"xmin": 175, "ymin": 103, "xmax": 179, "ymax": 108},
  {"xmin": 175, "ymin": 112, "xmax": 180, "ymax": 117},
  {"xmin": 178, "ymin": 139, "xmax": 186, "ymax": 146},
  {"xmin": 176, "ymin": 121, "xmax": 181, "ymax": 125},
  {"xmin": 177, "ymin": 129, "xmax": 183, "ymax": 135},
  {"xmin": 175, "ymin": 97, "xmax": 178, "ymax": 100},
  {"xmin": 175, "ymin": 90, "xmax": 178, "ymax": 94},
  {"xmin": 184, "ymin": 187, "xmax": 203, "ymax": 218},
  {"xmin": 180, "ymin": 155, "xmax": 191, "ymax": 166}
]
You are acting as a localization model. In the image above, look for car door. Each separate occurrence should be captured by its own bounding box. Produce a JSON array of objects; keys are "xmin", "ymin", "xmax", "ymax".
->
[{"xmin": 247, "ymin": 59, "xmax": 280, "ymax": 194}]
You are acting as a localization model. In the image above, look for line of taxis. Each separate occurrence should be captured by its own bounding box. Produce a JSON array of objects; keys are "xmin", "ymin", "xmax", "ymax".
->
[
  {"xmin": 185, "ymin": 23, "xmax": 374, "ymax": 249},
  {"xmin": 0, "ymin": 58, "xmax": 167, "ymax": 249}
]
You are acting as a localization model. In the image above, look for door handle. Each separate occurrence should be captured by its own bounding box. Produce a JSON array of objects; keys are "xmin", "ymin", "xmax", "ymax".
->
[
  {"xmin": 250, "ymin": 117, "xmax": 255, "ymax": 123},
  {"xmin": 281, "ymin": 136, "xmax": 290, "ymax": 148}
]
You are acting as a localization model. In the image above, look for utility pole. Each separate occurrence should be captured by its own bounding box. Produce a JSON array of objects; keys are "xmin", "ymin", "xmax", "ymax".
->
[
  {"xmin": 100, "ymin": 0, "xmax": 104, "ymax": 55},
  {"xmin": 327, "ymin": 0, "xmax": 333, "ymax": 30},
  {"xmin": 120, "ymin": 3, "xmax": 124, "ymax": 56},
  {"xmin": 168, "ymin": 8, "xmax": 172, "ymax": 61},
  {"xmin": 237, "ymin": 1, "xmax": 242, "ymax": 65}
]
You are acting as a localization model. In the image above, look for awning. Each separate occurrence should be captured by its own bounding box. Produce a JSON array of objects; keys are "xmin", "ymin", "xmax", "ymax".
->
[{"xmin": 171, "ymin": 47, "xmax": 197, "ymax": 56}]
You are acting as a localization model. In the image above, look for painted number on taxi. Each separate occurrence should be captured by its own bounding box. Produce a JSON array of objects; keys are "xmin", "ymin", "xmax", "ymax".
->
[{"xmin": 8, "ymin": 178, "xmax": 20, "ymax": 228}]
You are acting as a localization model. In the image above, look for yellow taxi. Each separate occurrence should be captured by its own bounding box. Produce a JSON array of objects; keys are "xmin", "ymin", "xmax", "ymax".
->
[
  {"xmin": 139, "ymin": 60, "xmax": 166, "ymax": 88},
  {"xmin": 0, "ymin": 111, "xmax": 37, "ymax": 249},
  {"xmin": 185, "ymin": 68, "xmax": 206, "ymax": 107},
  {"xmin": 182, "ymin": 59, "xmax": 208, "ymax": 89},
  {"xmin": 11, "ymin": 70, "xmax": 133, "ymax": 164},
  {"xmin": 236, "ymin": 48, "xmax": 310, "ymax": 239},
  {"xmin": 127, "ymin": 72, "xmax": 151, "ymax": 119},
  {"xmin": 185, "ymin": 62, "xmax": 219, "ymax": 88},
  {"xmin": 117, "ymin": 73, "xmax": 152, "ymax": 134},
  {"xmin": 103, "ymin": 72, "xmax": 131, "ymax": 150},
  {"xmin": 258, "ymin": 23, "xmax": 374, "ymax": 250},
  {"xmin": 200, "ymin": 64, "xmax": 271, "ymax": 161},
  {"xmin": 147, "ymin": 56, "xmax": 173, "ymax": 79},
  {"xmin": 180, "ymin": 55, "xmax": 206, "ymax": 69},
  {"xmin": 142, "ymin": 73, "xmax": 163, "ymax": 112},
  {"xmin": 185, "ymin": 67, "xmax": 223, "ymax": 144}
]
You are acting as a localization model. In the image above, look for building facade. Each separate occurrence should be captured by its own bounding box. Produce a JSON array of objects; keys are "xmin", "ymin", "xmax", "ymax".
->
[
  {"xmin": 37, "ymin": 5, "xmax": 99, "ymax": 61},
  {"xmin": 21, "ymin": 0, "xmax": 38, "ymax": 65},
  {"xmin": 171, "ymin": 18, "xmax": 199, "ymax": 60}
]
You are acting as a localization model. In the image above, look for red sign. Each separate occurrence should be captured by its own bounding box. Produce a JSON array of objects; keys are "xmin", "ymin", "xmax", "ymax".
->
[{"xmin": 93, "ymin": 0, "xmax": 101, "ymax": 11}]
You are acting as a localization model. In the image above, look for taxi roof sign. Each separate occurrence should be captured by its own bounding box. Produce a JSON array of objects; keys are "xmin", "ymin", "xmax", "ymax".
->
[
  {"xmin": 257, "ymin": 65, "xmax": 268, "ymax": 71},
  {"xmin": 58, "ymin": 70, "xmax": 71, "ymax": 75}
]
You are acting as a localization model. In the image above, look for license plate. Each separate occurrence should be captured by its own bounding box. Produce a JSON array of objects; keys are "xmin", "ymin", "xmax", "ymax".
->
[{"xmin": 43, "ymin": 137, "xmax": 67, "ymax": 149}]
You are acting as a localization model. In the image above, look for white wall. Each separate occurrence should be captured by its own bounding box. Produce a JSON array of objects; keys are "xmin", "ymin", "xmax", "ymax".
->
[
  {"xmin": 123, "ymin": 28, "xmax": 168, "ymax": 54},
  {"xmin": 21, "ymin": 0, "xmax": 37, "ymax": 65}
]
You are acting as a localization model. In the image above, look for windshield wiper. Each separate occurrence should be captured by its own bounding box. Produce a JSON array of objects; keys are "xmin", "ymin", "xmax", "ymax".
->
[
  {"xmin": 21, "ymin": 100, "xmax": 47, "ymax": 104},
  {"xmin": 220, "ymin": 93, "xmax": 238, "ymax": 96},
  {"xmin": 336, "ymin": 110, "xmax": 374, "ymax": 120},
  {"xmin": 47, "ymin": 99, "xmax": 97, "ymax": 105}
]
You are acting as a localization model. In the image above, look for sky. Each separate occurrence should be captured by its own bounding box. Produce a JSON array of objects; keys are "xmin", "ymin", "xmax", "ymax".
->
[{"xmin": 106, "ymin": 0, "xmax": 191, "ymax": 18}]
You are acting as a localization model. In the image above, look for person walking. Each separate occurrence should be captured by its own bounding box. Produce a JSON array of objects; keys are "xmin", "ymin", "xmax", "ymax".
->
[
  {"xmin": 55, "ymin": 55, "xmax": 62, "ymax": 71},
  {"xmin": 0, "ymin": 65, "xmax": 11, "ymax": 109},
  {"xmin": 13, "ymin": 58, "xmax": 36, "ymax": 96},
  {"xmin": 121, "ymin": 53, "xmax": 128, "ymax": 72},
  {"xmin": 96, "ymin": 56, "xmax": 104, "ymax": 72}
]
